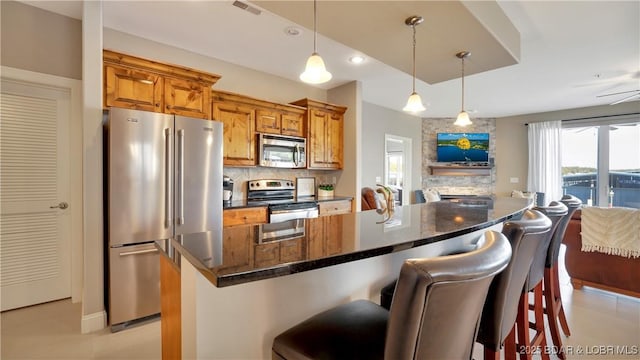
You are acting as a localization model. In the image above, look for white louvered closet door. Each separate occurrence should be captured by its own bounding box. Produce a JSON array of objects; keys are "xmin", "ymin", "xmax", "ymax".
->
[{"xmin": 0, "ymin": 79, "xmax": 71, "ymax": 311}]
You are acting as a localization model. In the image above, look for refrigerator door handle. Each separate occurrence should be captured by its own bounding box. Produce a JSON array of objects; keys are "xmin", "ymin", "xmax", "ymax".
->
[
  {"xmin": 118, "ymin": 248, "xmax": 159, "ymax": 256},
  {"xmin": 165, "ymin": 128, "xmax": 173, "ymax": 228},
  {"xmin": 177, "ymin": 129, "xmax": 185, "ymax": 225}
]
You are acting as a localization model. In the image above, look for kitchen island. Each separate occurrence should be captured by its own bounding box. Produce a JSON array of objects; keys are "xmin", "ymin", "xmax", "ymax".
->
[{"xmin": 159, "ymin": 197, "xmax": 531, "ymax": 359}]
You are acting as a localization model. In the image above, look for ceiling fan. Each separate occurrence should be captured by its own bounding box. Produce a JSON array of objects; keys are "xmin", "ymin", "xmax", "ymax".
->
[{"xmin": 596, "ymin": 89, "xmax": 640, "ymax": 105}]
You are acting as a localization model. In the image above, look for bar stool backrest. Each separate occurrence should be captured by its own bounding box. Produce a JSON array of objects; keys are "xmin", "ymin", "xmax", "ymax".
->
[
  {"xmin": 385, "ymin": 230, "xmax": 512, "ymax": 360},
  {"xmin": 476, "ymin": 209, "xmax": 552, "ymax": 351},
  {"xmin": 527, "ymin": 201, "xmax": 568, "ymax": 289},
  {"xmin": 547, "ymin": 194, "xmax": 582, "ymax": 267}
]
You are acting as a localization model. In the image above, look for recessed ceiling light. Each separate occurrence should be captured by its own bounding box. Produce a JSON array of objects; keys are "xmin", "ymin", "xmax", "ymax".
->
[
  {"xmin": 349, "ymin": 55, "xmax": 365, "ymax": 64},
  {"xmin": 284, "ymin": 26, "xmax": 301, "ymax": 36}
]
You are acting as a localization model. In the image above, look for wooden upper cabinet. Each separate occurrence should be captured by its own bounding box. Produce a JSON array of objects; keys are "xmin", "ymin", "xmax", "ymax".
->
[
  {"xmin": 103, "ymin": 50, "xmax": 220, "ymax": 118},
  {"xmin": 213, "ymin": 102, "xmax": 256, "ymax": 166},
  {"xmin": 164, "ymin": 78, "xmax": 211, "ymax": 119},
  {"xmin": 309, "ymin": 110, "xmax": 330, "ymax": 168},
  {"xmin": 291, "ymin": 99, "xmax": 347, "ymax": 170},
  {"xmin": 281, "ymin": 112, "xmax": 305, "ymax": 137},
  {"xmin": 105, "ymin": 65, "xmax": 163, "ymax": 112},
  {"xmin": 255, "ymin": 109, "xmax": 281, "ymax": 135}
]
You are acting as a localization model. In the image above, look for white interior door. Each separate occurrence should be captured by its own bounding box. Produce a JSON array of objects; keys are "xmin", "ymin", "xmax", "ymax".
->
[{"xmin": 0, "ymin": 79, "xmax": 71, "ymax": 311}]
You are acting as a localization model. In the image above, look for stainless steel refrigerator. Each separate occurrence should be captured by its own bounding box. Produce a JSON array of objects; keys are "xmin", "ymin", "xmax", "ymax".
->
[{"xmin": 105, "ymin": 108, "xmax": 223, "ymax": 331}]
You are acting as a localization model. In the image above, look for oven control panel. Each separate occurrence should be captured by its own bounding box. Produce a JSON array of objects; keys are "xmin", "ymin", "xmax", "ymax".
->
[{"xmin": 248, "ymin": 179, "xmax": 294, "ymax": 191}]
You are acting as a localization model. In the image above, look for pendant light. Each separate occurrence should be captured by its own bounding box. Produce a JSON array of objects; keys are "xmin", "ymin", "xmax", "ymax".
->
[
  {"xmin": 454, "ymin": 51, "xmax": 472, "ymax": 126},
  {"xmin": 300, "ymin": 0, "xmax": 332, "ymax": 84},
  {"xmin": 403, "ymin": 15, "xmax": 426, "ymax": 113}
]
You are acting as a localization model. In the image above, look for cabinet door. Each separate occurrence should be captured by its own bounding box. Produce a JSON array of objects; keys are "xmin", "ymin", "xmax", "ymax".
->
[
  {"xmin": 255, "ymin": 109, "xmax": 281, "ymax": 134},
  {"xmin": 279, "ymin": 238, "xmax": 304, "ymax": 263},
  {"xmin": 164, "ymin": 78, "xmax": 210, "ymax": 119},
  {"xmin": 105, "ymin": 65, "xmax": 163, "ymax": 112},
  {"xmin": 223, "ymin": 207, "xmax": 268, "ymax": 226},
  {"xmin": 281, "ymin": 113, "xmax": 304, "ymax": 137},
  {"xmin": 221, "ymin": 226, "xmax": 254, "ymax": 271},
  {"xmin": 213, "ymin": 102, "xmax": 256, "ymax": 166},
  {"xmin": 326, "ymin": 113, "xmax": 344, "ymax": 169},
  {"xmin": 254, "ymin": 242, "xmax": 280, "ymax": 268},
  {"xmin": 319, "ymin": 200, "xmax": 352, "ymax": 216},
  {"xmin": 324, "ymin": 216, "xmax": 343, "ymax": 255},
  {"xmin": 306, "ymin": 218, "xmax": 325, "ymax": 259},
  {"xmin": 308, "ymin": 110, "xmax": 328, "ymax": 169}
]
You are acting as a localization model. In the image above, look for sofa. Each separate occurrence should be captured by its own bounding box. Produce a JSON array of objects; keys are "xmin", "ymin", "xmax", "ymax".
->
[{"xmin": 562, "ymin": 209, "xmax": 640, "ymax": 298}]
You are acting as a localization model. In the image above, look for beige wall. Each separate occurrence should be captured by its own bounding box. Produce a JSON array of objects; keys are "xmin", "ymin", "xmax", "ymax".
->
[
  {"xmin": 361, "ymin": 102, "xmax": 422, "ymax": 202},
  {"xmin": 328, "ymin": 81, "xmax": 361, "ymax": 207},
  {"xmin": 0, "ymin": 1, "xmax": 82, "ymax": 80},
  {"xmin": 495, "ymin": 101, "xmax": 640, "ymax": 197}
]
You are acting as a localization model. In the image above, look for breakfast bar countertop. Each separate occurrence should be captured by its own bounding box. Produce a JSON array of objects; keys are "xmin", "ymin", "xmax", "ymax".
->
[{"xmin": 160, "ymin": 196, "xmax": 531, "ymax": 288}]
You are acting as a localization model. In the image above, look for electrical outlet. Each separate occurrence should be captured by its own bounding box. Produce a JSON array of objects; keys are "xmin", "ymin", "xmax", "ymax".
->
[
  {"xmin": 376, "ymin": 176, "xmax": 382, "ymax": 183},
  {"xmin": 510, "ymin": 177, "xmax": 519, "ymax": 184}
]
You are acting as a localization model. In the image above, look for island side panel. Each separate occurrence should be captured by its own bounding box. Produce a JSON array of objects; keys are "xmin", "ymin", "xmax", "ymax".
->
[{"xmin": 183, "ymin": 227, "xmax": 494, "ymax": 359}]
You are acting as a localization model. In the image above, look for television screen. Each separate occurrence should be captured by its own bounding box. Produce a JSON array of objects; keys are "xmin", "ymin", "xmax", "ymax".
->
[{"xmin": 436, "ymin": 133, "xmax": 489, "ymax": 163}]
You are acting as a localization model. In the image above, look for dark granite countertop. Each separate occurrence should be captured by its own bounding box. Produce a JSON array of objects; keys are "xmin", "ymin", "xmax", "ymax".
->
[
  {"xmin": 159, "ymin": 197, "xmax": 530, "ymax": 287},
  {"xmin": 222, "ymin": 196, "xmax": 354, "ymax": 210}
]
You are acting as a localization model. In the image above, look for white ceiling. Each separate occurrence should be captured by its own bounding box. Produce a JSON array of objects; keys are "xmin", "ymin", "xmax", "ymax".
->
[{"xmin": 22, "ymin": 0, "xmax": 640, "ymax": 118}]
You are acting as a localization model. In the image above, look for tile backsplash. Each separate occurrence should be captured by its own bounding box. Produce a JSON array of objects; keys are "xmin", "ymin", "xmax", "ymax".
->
[{"xmin": 223, "ymin": 167, "xmax": 340, "ymax": 200}]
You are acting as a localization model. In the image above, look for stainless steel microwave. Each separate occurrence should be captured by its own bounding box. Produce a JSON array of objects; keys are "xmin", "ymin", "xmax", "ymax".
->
[{"xmin": 258, "ymin": 133, "xmax": 306, "ymax": 168}]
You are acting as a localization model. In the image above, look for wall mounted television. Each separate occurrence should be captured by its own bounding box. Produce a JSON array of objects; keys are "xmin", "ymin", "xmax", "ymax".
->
[{"xmin": 436, "ymin": 133, "xmax": 489, "ymax": 163}]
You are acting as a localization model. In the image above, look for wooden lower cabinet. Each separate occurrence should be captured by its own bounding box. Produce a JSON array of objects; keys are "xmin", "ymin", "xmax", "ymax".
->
[
  {"xmin": 160, "ymin": 255, "xmax": 181, "ymax": 360},
  {"xmin": 223, "ymin": 207, "xmax": 268, "ymax": 227},
  {"xmin": 255, "ymin": 238, "xmax": 304, "ymax": 267},
  {"xmin": 221, "ymin": 226, "xmax": 255, "ymax": 271},
  {"xmin": 307, "ymin": 216, "xmax": 343, "ymax": 259},
  {"xmin": 319, "ymin": 199, "xmax": 352, "ymax": 216}
]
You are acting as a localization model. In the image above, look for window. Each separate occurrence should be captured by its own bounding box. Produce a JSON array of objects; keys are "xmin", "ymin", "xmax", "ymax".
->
[{"xmin": 562, "ymin": 119, "xmax": 640, "ymax": 209}]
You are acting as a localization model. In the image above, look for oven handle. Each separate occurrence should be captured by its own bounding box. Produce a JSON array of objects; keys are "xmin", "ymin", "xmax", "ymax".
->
[
  {"xmin": 293, "ymin": 144, "xmax": 299, "ymax": 166},
  {"xmin": 269, "ymin": 208, "xmax": 319, "ymax": 223}
]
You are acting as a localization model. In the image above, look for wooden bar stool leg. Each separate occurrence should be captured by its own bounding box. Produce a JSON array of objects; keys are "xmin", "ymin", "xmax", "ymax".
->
[
  {"xmin": 533, "ymin": 283, "xmax": 550, "ymax": 360},
  {"xmin": 505, "ymin": 325, "xmax": 518, "ymax": 360},
  {"xmin": 544, "ymin": 267, "xmax": 566, "ymax": 360},
  {"xmin": 551, "ymin": 265, "xmax": 571, "ymax": 336},
  {"xmin": 516, "ymin": 292, "xmax": 533, "ymax": 360}
]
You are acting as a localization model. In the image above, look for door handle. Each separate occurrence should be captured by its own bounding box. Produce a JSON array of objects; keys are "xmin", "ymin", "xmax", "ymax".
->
[
  {"xmin": 177, "ymin": 129, "xmax": 185, "ymax": 225},
  {"xmin": 50, "ymin": 202, "xmax": 69, "ymax": 209},
  {"xmin": 165, "ymin": 128, "xmax": 173, "ymax": 229}
]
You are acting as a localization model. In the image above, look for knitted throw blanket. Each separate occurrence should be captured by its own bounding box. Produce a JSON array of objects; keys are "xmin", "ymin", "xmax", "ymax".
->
[{"xmin": 581, "ymin": 207, "xmax": 640, "ymax": 258}]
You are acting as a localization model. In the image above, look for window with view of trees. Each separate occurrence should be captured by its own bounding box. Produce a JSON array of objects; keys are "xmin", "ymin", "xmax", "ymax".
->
[{"xmin": 561, "ymin": 119, "xmax": 640, "ymax": 209}]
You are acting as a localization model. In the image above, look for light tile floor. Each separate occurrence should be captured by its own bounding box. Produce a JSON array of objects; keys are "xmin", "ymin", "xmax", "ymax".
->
[{"xmin": 1, "ymin": 248, "xmax": 638, "ymax": 360}]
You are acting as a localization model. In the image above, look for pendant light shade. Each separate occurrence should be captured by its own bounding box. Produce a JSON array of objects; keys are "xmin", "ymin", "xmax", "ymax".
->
[
  {"xmin": 403, "ymin": 16, "xmax": 426, "ymax": 113},
  {"xmin": 454, "ymin": 51, "xmax": 472, "ymax": 126},
  {"xmin": 404, "ymin": 92, "xmax": 426, "ymax": 112},
  {"xmin": 300, "ymin": 0, "xmax": 332, "ymax": 84}
]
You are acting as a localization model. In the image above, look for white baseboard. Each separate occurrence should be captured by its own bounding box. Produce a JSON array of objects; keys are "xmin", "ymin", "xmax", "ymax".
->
[{"xmin": 81, "ymin": 310, "xmax": 107, "ymax": 334}]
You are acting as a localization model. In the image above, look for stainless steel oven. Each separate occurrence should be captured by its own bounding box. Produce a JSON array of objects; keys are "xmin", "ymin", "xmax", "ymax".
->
[
  {"xmin": 247, "ymin": 179, "xmax": 318, "ymax": 223},
  {"xmin": 258, "ymin": 134, "xmax": 306, "ymax": 168},
  {"xmin": 257, "ymin": 219, "xmax": 306, "ymax": 243}
]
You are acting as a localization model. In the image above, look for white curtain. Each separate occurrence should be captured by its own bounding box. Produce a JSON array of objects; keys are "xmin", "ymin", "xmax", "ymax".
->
[{"xmin": 527, "ymin": 121, "xmax": 563, "ymax": 205}]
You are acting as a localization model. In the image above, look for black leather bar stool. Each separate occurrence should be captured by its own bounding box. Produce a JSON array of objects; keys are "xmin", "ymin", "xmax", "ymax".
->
[
  {"xmin": 542, "ymin": 194, "xmax": 581, "ymax": 359},
  {"xmin": 476, "ymin": 209, "xmax": 552, "ymax": 360},
  {"xmin": 272, "ymin": 230, "xmax": 512, "ymax": 360},
  {"xmin": 517, "ymin": 202, "xmax": 568, "ymax": 360}
]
